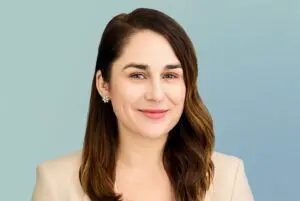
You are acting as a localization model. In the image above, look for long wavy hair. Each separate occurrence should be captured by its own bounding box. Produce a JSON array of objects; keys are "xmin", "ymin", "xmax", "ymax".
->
[{"xmin": 79, "ymin": 8, "xmax": 215, "ymax": 201}]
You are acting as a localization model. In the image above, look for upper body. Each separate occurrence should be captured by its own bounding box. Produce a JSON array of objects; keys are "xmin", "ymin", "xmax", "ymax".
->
[
  {"xmin": 31, "ymin": 151, "xmax": 254, "ymax": 201},
  {"xmin": 32, "ymin": 8, "xmax": 254, "ymax": 201}
]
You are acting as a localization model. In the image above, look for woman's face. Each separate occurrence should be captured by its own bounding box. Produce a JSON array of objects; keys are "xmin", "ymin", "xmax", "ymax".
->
[{"xmin": 97, "ymin": 30, "xmax": 186, "ymax": 139}]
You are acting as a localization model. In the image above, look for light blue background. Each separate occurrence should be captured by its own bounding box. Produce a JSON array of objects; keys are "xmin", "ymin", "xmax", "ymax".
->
[{"xmin": 0, "ymin": 1, "xmax": 299, "ymax": 201}]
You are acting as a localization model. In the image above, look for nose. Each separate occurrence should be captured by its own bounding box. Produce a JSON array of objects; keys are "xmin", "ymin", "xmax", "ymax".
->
[{"xmin": 144, "ymin": 79, "xmax": 165, "ymax": 102}]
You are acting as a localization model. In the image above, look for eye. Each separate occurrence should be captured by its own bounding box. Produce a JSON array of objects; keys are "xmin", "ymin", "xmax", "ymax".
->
[
  {"xmin": 163, "ymin": 73, "xmax": 178, "ymax": 79},
  {"xmin": 129, "ymin": 73, "xmax": 146, "ymax": 79}
]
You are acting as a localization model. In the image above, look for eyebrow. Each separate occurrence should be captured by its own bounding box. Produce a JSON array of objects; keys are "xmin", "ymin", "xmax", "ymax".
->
[{"xmin": 122, "ymin": 63, "xmax": 182, "ymax": 71}]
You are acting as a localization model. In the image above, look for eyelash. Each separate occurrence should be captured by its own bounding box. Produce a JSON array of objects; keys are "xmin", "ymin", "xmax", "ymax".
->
[
  {"xmin": 129, "ymin": 73, "xmax": 146, "ymax": 79},
  {"xmin": 163, "ymin": 74, "xmax": 178, "ymax": 79},
  {"xmin": 129, "ymin": 73, "xmax": 179, "ymax": 79}
]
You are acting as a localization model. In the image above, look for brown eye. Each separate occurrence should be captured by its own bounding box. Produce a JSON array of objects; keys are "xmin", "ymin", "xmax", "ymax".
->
[
  {"xmin": 163, "ymin": 73, "xmax": 178, "ymax": 79},
  {"xmin": 129, "ymin": 73, "xmax": 146, "ymax": 79}
]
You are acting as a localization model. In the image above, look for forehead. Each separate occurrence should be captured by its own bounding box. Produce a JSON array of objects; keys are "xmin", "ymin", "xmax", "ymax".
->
[{"xmin": 113, "ymin": 30, "xmax": 180, "ymax": 69}]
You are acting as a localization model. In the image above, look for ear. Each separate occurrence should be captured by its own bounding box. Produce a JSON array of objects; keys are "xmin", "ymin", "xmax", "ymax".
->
[{"xmin": 96, "ymin": 70, "xmax": 110, "ymax": 99}]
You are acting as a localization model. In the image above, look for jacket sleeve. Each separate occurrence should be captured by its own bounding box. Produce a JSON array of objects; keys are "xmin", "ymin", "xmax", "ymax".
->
[
  {"xmin": 231, "ymin": 160, "xmax": 255, "ymax": 201},
  {"xmin": 31, "ymin": 164, "xmax": 59, "ymax": 201}
]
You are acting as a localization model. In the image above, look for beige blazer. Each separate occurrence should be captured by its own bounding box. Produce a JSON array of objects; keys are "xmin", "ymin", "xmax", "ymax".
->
[{"xmin": 31, "ymin": 151, "xmax": 254, "ymax": 201}]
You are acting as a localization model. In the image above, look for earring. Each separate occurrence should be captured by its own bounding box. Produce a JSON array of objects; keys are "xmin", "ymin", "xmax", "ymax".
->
[{"xmin": 102, "ymin": 95, "xmax": 110, "ymax": 103}]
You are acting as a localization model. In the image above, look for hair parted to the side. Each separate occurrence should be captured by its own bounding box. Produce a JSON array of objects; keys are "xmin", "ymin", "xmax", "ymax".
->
[{"xmin": 79, "ymin": 8, "xmax": 215, "ymax": 201}]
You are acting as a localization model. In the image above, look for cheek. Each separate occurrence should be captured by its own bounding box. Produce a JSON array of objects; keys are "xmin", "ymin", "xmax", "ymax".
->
[
  {"xmin": 167, "ymin": 83, "xmax": 186, "ymax": 105},
  {"xmin": 110, "ymin": 80, "xmax": 143, "ymax": 108}
]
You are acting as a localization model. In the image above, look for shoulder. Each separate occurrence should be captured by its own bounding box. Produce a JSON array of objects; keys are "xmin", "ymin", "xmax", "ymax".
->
[
  {"xmin": 211, "ymin": 151, "xmax": 243, "ymax": 188},
  {"xmin": 32, "ymin": 150, "xmax": 253, "ymax": 201},
  {"xmin": 207, "ymin": 151, "xmax": 254, "ymax": 201},
  {"xmin": 212, "ymin": 151, "xmax": 243, "ymax": 172},
  {"xmin": 37, "ymin": 150, "xmax": 82, "ymax": 177},
  {"xmin": 32, "ymin": 150, "xmax": 83, "ymax": 201}
]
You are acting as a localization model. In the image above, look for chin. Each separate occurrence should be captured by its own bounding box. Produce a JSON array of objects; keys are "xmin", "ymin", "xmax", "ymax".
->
[
  {"xmin": 129, "ymin": 112, "xmax": 179, "ymax": 139},
  {"xmin": 139, "ymin": 131, "xmax": 169, "ymax": 140},
  {"xmin": 136, "ymin": 124, "xmax": 173, "ymax": 140}
]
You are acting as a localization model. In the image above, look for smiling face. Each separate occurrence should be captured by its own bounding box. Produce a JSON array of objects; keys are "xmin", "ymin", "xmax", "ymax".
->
[{"xmin": 96, "ymin": 30, "xmax": 186, "ymax": 140}]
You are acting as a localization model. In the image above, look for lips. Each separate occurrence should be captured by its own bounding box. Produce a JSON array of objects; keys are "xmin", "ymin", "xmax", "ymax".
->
[{"xmin": 138, "ymin": 109, "xmax": 168, "ymax": 120}]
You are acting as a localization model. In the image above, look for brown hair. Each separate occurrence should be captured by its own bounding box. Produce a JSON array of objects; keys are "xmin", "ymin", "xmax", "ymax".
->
[{"xmin": 79, "ymin": 8, "xmax": 215, "ymax": 201}]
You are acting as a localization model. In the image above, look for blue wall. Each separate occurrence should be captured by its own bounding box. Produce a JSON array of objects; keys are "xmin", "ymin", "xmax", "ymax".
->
[{"xmin": 0, "ymin": 1, "xmax": 299, "ymax": 201}]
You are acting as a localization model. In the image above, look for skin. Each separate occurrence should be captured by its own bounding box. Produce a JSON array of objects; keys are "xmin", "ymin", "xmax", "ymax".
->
[{"xmin": 96, "ymin": 30, "xmax": 186, "ymax": 201}]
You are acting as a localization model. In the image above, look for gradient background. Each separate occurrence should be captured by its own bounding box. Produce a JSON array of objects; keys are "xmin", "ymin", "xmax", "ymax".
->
[{"xmin": 0, "ymin": 1, "xmax": 299, "ymax": 201}]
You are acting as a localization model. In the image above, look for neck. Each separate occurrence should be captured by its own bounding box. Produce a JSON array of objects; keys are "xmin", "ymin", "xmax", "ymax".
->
[{"xmin": 116, "ymin": 127, "xmax": 168, "ymax": 170}]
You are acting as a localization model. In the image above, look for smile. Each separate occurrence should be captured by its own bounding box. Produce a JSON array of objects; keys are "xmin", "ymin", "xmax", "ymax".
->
[{"xmin": 138, "ymin": 109, "xmax": 168, "ymax": 120}]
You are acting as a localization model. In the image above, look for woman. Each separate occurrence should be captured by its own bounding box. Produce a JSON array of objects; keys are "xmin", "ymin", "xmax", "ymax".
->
[{"xmin": 32, "ymin": 8, "xmax": 254, "ymax": 201}]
